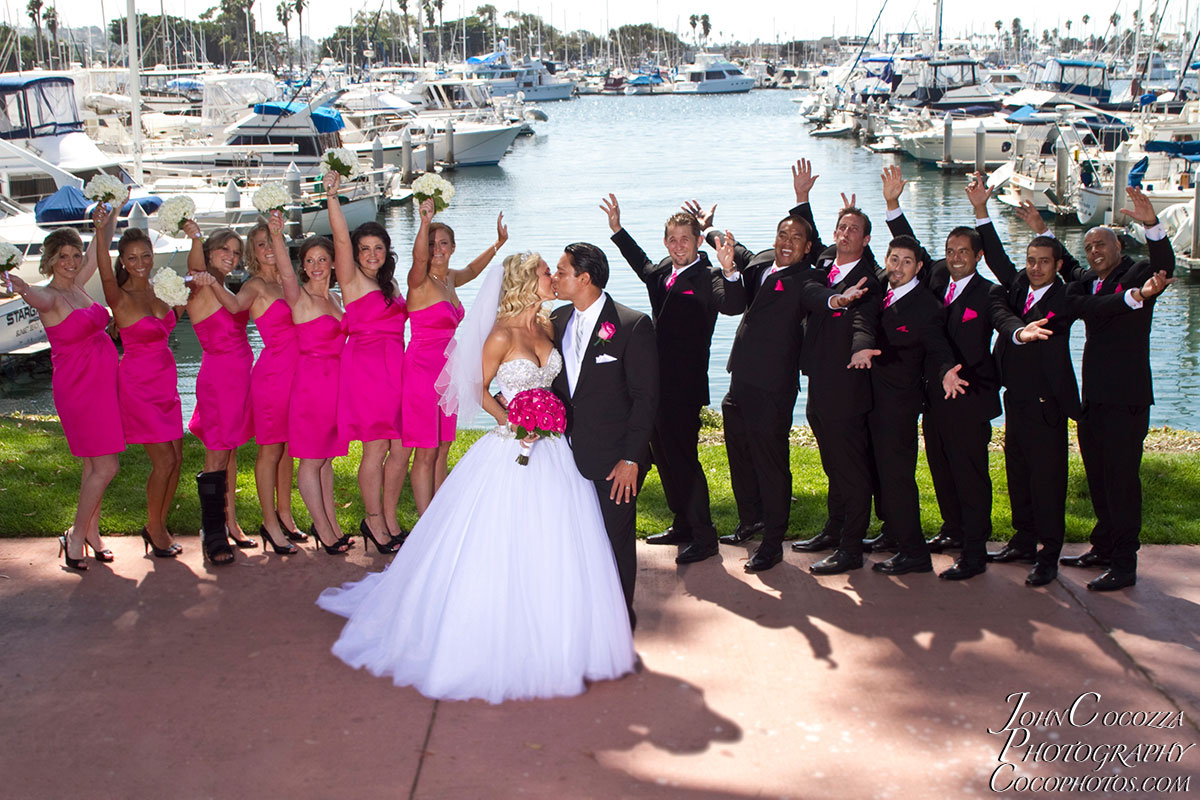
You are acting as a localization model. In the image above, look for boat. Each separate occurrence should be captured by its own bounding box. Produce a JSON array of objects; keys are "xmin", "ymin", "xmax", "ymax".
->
[
  {"xmin": 673, "ymin": 53, "xmax": 755, "ymax": 94},
  {"xmin": 453, "ymin": 40, "xmax": 575, "ymax": 102},
  {"xmin": 623, "ymin": 72, "xmax": 670, "ymax": 96}
]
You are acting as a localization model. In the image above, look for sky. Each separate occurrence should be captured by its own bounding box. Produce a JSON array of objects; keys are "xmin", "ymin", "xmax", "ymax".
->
[{"xmin": 2, "ymin": 0, "xmax": 1195, "ymax": 50}]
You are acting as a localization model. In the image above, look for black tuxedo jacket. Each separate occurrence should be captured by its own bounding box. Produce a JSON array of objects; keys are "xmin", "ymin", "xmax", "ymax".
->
[
  {"xmin": 703, "ymin": 230, "xmax": 832, "ymax": 396},
  {"xmin": 862, "ymin": 283, "xmax": 957, "ymax": 416},
  {"xmin": 801, "ymin": 256, "xmax": 881, "ymax": 418},
  {"xmin": 551, "ymin": 295, "xmax": 659, "ymax": 480},
  {"xmin": 886, "ymin": 211, "xmax": 1002, "ymax": 422},
  {"xmin": 611, "ymin": 227, "xmax": 744, "ymax": 406},
  {"xmin": 1059, "ymin": 236, "xmax": 1175, "ymax": 406}
]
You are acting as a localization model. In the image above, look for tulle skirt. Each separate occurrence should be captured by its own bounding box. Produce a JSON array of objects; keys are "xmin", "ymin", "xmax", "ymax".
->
[{"xmin": 317, "ymin": 430, "xmax": 635, "ymax": 703}]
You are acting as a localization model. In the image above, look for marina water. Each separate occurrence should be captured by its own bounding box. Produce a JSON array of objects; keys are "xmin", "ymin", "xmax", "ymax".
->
[{"xmin": 4, "ymin": 92, "xmax": 1200, "ymax": 430}]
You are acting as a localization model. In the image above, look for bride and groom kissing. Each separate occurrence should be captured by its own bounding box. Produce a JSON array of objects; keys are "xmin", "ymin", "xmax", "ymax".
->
[{"xmin": 318, "ymin": 241, "xmax": 658, "ymax": 704}]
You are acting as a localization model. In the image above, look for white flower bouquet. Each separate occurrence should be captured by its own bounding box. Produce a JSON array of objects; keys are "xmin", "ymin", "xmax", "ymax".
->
[
  {"xmin": 156, "ymin": 196, "xmax": 197, "ymax": 236},
  {"xmin": 151, "ymin": 267, "xmax": 192, "ymax": 306},
  {"xmin": 253, "ymin": 182, "xmax": 292, "ymax": 214},
  {"xmin": 83, "ymin": 174, "xmax": 129, "ymax": 207},
  {"xmin": 320, "ymin": 147, "xmax": 363, "ymax": 180},
  {"xmin": 411, "ymin": 172, "xmax": 455, "ymax": 211},
  {"xmin": 0, "ymin": 241, "xmax": 21, "ymax": 270}
]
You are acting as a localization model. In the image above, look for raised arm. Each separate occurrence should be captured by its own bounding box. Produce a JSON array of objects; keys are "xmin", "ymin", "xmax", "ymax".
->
[
  {"xmin": 605, "ymin": 194, "xmax": 656, "ymax": 283},
  {"xmin": 968, "ymin": 175, "xmax": 1019, "ymax": 289},
  {"xmin": 269, "ymin": 210, "xmax": 301, "ymax": 307},
  {"xmin": 325, "ymin": 171, "xmax": 358, "ymax": 288},
  {"xmin": 91, "ymin": 204, "xmax": 123, "ymax": 308},
  {"xmin": 409, "ymin": 198, "xmax": 435, "ymax": 290},
  {"xmin": 79, "ymin": 202, "xmax": 119, "ymax": 289},
  {"xmin": 185, "ymin": 219, "xmax": 207, "ymax": 275},
  {"xmin": 451, "ymin": 212, "xmax": 507, "ymax": 287},
  {"xmin": 1120, "ymin": 186, "xmax": 1176, "ymax": 278},
  {"xmin": 713, "ymin": 230, "xmax": 748, "ymax": 314}
]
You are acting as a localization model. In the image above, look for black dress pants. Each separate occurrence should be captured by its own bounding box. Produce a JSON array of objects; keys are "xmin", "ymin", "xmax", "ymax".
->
[
  {"xmin": 1003, "ymin": 393, "xmax": 1068, "ymax": 568},
  {"xmin": 923, "ymin": 408, "xmax": 994, "ymax": 567},
  {"xmin": 651, "ymin": 400, "xmax": 716, "ymax": 547},
  {"xmin": 808, "ymin": 402, "xmax": 872, "ymax": 554},
  {"xmin": 1077, "ymin": 401, "xmax": 1150, "ymax": 573},
  {"xmin": 721, "ymin": 382, "xmax": 797, "ymax": 553}
]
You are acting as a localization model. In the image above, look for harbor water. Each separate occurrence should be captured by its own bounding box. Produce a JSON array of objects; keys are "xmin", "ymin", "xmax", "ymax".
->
[{"xmin": 5, "ymin": 92, "xmax": 1200, "ymax": 429}]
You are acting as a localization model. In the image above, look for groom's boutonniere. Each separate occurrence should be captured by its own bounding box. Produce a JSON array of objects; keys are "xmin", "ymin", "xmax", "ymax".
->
[{"xmin": 593, "ymin": 321, "xmax": 616, "ymax": 348}]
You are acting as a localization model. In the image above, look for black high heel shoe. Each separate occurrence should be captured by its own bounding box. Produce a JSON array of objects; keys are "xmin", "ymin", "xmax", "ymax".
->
[
  {"xmin": 58, "ymin": 533, "xmax": 88, "ymax": 571},
  {"xmin": 310, "ymin": 524, "xmax": 351, "ymax": 555},
  {"xmin": 141, "ymin": 527, "xmax": 180, "ymax": 559},
  {"xmin": 227, "ymin": 530, "xmax": 259, "ymax": 550},
  {"xmin": 260, "ymin": 525, "xmax": 299, "ymax": 555},
  {"xmin": 85, "ymin": 539, "xmax": 115, "ymax": 563},
  {"xmin": 360, "ymin": 519, "xmax": 403, "ymax": 554},
  {"xmin": 278, "ymin": 514, "xmax": 308, "ymax": 543}
]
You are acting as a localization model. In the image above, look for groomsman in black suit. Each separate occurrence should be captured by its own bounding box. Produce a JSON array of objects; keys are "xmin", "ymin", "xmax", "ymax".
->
[
  {"xmin": 849, "ymin": 235, "xmax": 969, "ymax": 575},
  {"xmin": 1017, "ymin": 188, "xmax": 1176, "ymax": 591},
  {"xmin": 551, "ymin": 243, "xmax": 659, "ymax": 628},
  {"xmin": 601, "ymin": 195, "xmax": 744, "ymax": 564},
  {"xmin": 878, "ymin": 166, "xmax": 1005, "ymax": 580},
  {"xmin": 699, "ymin": 203, "xmax": 868, "ymax": 573},
  {"xmin": 968, "ymin": 180, "xmax": 1171, "ymax": 587}
]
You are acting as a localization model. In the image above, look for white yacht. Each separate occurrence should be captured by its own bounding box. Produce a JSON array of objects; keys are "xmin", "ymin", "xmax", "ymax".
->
[
  {"xmin": 454, "ymin": 41, "xmax": 575, "ymax": 102},
  {"xmin": 673, "ymin": 54, "xmax": 755, "ymax": 94}
]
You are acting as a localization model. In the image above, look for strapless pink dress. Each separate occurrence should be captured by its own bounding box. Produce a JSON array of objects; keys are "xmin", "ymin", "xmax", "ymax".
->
[
  {"xmin": 402, "ymin": 300, "xmax": 465, "ymax": 448},
  {"xmin": 188, "ymin": 307, "xmax": 253, "ymax": 450},
  {"xmin": 291, "ymin": 315, "xmax": 348, "ymax": 459},
  {"xmin": 338, "ymin": 291, "xmax": 406, "ymax": 442},
  {"xmin": 118, "ymin": 310, "xmax": 183, "ymax": 444},
  {"xmin": 251, "ymin": 299, "xmax": 299, "ymax": 445},
  {"xmin": 44, "ymin": 303, "xmax": 124, "ymax": 457}
]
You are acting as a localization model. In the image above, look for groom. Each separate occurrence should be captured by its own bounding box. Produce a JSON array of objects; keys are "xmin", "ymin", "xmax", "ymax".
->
[{"xmin": 551, "ymin": 242, "xmax": 659, "ymax": 631}]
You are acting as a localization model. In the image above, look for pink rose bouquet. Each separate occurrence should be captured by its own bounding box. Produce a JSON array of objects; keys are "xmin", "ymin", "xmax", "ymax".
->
[{"xmin": 506, "ymin": 388, "xmax": 567, "ymax": 465}]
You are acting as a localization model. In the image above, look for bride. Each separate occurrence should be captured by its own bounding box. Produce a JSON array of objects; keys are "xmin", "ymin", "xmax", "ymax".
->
[{"xmin": 317, "ymin": 251, "xmax": 636, "ymax": 703}]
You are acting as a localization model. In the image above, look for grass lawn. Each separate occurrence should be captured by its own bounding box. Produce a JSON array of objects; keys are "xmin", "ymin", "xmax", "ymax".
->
[{"xmin": 3, "ymin": 413, "xmax": 1199, "ymax": 544}]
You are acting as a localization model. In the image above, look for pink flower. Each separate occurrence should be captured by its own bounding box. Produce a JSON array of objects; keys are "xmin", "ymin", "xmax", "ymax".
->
[{"xmin": 598, "ymin": 321, "xmax": 616, "ymax": 341}]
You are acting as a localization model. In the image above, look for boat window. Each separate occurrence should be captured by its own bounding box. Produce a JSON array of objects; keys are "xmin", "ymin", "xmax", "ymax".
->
[
  {"xmin": 0, "ymin": 90, "xmax": 25, "ymax": 138},
  {"xmin": 705, "ymin": 71, "xmax": 725, "ymax": 80},
  {"xmin": 727, "ymin": 68, "xmax": 745, "ymax": 76},
  {"xmin": 28, "ymin": 80, "xmax": 83, "ymax": 136}
]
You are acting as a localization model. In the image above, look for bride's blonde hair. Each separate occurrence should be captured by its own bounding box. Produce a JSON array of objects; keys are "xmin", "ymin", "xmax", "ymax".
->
[{"xmin": 497, "ymin": 251, "xmax": 549, "ymax": 322}]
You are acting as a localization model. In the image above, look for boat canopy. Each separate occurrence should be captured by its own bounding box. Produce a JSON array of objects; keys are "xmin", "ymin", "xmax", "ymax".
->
[
  {"xmin": 1037, "ymin": 58, "xmax": 1110, "ymax": 97},
  {"xmin": 252, "ymin": 101, "xmax": 345, "ymax": 133},
  {"xmin": 1144, "ymin": 140, "xmax": 1200, "ymax": 160},
  {"xmin": 0, "ymin": 75, "xmax": 82, "ymax": 140}
]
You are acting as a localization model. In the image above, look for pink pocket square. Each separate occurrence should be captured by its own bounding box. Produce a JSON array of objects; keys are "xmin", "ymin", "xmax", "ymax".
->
[
  {"xmin": 832, "ymin": 311, "xmax": 843, "ymax": 318},
  {"xmin": 774, "ymin": 281, "xmax": 784, "ymax": 292},
  {"xmin": 1115, "ymin": 283, "xmax": 1123, "ymax": 293},
  {"xmin": 962, "ymin": 307, "xmax": 979, "ymax": 322},
  {"xmin": 682, "ymin": 289, "xmax": 695, "ymax": 295},
  {"xmin": 1046, "ymin": 310, "xmax": 1056, "ymax": 319},
  {"xmin": 896, "ymin": 325, "xmax": 909, "ymax": 333}
]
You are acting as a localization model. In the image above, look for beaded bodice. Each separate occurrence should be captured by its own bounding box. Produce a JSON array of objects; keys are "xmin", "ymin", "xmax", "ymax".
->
[{"xmin": 495, "ymin": 349, "xmax": 562, "ymax": 399}]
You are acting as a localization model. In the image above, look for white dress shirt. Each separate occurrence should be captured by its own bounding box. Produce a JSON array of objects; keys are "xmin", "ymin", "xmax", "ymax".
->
[{"xmin": 564, "ymin": 292, "xmax": 607, "ymax": 395}]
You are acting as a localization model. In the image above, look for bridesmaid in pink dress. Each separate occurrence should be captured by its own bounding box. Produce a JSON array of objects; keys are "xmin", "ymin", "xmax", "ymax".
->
[
  {"xmin": 325, "ymin": 171, "xmax": 406, "ymax": 553},
  {"xmin": 207, "ymin": 219, "xmax": 303, "ymax": 555},
  {"xmin": 404, "ymin": 198, "xmax": 507, "ymax": 514},
  {"xmin": 183, "ymin": 222, "xmax": 257, "ymax": 565},
  {"xmin": 94, "ymin": 222, "xmax": 187, "ymax": 558},
  {"xmin": 267, "ymin": 211, "xmax": 352, "ymax": 554},
  {"xmin": 5, "ymin": 207, "xmax": 124, "ymax": 570}
]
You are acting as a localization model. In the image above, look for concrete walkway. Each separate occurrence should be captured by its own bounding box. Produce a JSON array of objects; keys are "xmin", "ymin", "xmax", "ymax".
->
[{"xmin": 1, "ymin": 538, "xmax": 1197, "ymax": 799}]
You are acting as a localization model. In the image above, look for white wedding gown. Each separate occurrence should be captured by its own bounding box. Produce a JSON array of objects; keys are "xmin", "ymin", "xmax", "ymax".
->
[{"xmin": 317, "ymin": 350, "xmax": 635, "ymax": 703}]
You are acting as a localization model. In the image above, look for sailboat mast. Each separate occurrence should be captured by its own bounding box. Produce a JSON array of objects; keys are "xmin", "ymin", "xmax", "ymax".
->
[
  {"xmin": 127, "ymin": 0, "xmax": 143, "ymax": 184},
  {"xmin": 934, "ymin": 0, "xmax": 943, "ymax": 52}
]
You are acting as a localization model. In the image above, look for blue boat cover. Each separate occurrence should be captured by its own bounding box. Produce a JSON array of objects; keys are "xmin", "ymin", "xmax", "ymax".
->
[
  {"xmin": 34, "ymin": 185, "xmax": 90, "ymax": 223},
  {"xmin": 251, "ymin": 101, "xmax": 344, "ymax": 132},
  {"xmin": 121, "ymin": 196, "xmax": 163, "ymax": 215}
]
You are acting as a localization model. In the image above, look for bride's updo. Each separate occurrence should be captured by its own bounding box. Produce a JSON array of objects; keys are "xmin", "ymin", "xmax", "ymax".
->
[{"xmin": 497, "ymin": 251, "xmax": 547, "ymax": 321}]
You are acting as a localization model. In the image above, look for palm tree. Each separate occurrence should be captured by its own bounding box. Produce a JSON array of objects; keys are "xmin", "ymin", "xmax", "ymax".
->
[
  {"xmin": 293, "ymin": 0, "xmax": 306, "ymax": 68},
  {"xmin": 43, "ymin": 5, "xmax": 58, "ymax": 68},
  {"xmin": 276, "ymin": 1, "xmax": 292, "ymax": 68},
  {"xmin": 700, "ymin": 14, "xmax": 711, "ymax": 46},
  {"xmin": 689, "ymin": 14, "xmax": 697, "ymax": 46},
  {"xmin": 398, "ymin": 0, "xmax": 411, "ymax": 60},
  {"xmin": 26, "ymin": 0, "xmax": 43, "ymax": 66},
  {"xmin": 434, "ymin": 0, "xmax": 444, "ymax": 62}
]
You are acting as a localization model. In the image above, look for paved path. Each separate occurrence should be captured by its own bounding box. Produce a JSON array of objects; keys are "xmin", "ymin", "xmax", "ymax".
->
[{"xmin": 1, "ymin": 539, "xmax": 1197, "ymax": 799}]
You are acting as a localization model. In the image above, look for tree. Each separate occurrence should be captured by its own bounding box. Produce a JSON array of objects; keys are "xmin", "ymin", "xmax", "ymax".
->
[
  {"xmin": 293, "ymin": 0, "xmax": 306, "ymax": 67},
  {"xmin": 276, "ymin": 1, "xmax": 293, "ymax": 67},
  {"xmin": 1011, "ymin": 18, "xmax": 1022, "ymax": 61},
  {"xmin": 700, "ymin": 14, "xmax": 711, "ymax": 46},
  {"xmin": 689, "ymin": 14, "xmax": 697, "ymax": 45},
  {"xmin": 43, "ymin": 5, "xmax": 58, "ymax": 68},
  {"xmin": 26, "ymin": 0, "xmax": 42, "ymax": 66}
]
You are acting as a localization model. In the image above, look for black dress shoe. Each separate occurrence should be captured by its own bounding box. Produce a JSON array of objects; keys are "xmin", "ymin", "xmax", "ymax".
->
[
  {"xmin": 871, "ymin": 553, "xmax": 933, "ymax": 575},
  {"xmin": 1060, "ymin": 549, "xmax": 1112, "ymax": 569},
  {"xmin": 809, "ymin": 549, "xmax": 863, "ymax": 574},
  {"xmin": 926, "ymin": 532, "xmax": 964, "ymax": 553},
  {"xmin": 1025, "ymin": 564, "xmax": 1058, "ymax": 587},
  {"xmin": 863, "ymin": 533, "xmax": 900, "ymax": 554},
  {"xmin": 791, "ymin": 529, "xmax": 839, "ymax": 553},
  {"xmin": 744, "ymin": 546, "xmax": 783, "ymax": 573},
  {"xmin": 647, "ymin": 527, "xmax": 692, "ymax": 546},
  {"xmin": 719, "ymin": 521, "xmax": 764, "ymax": 546},
  {"xmin": 987, "ymin": 544, "xmax": 1037, "ymax": 564},
  {"xmin": 675, "ymin": 543, "xmax": 719, "ymax": 564},
  {"xmin": 939, "ymin": 560, "xmax": 986, "ymax": 581},
  {"xmin": 1087, "ymin": 569, "xmax": 1137, "ymax": 592}
]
